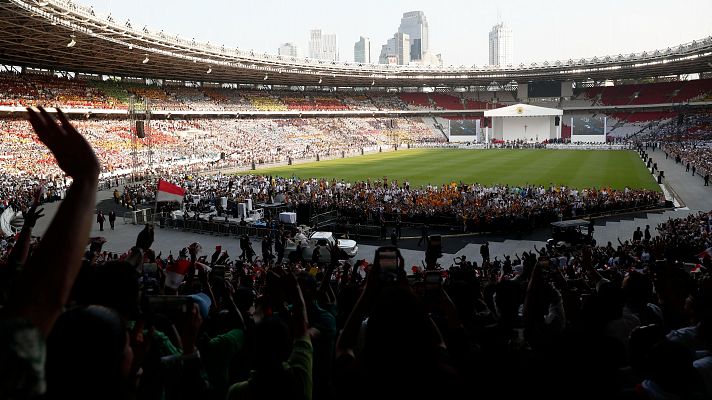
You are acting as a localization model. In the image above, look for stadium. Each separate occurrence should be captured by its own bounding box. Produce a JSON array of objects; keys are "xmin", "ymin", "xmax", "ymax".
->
[{"xmin": 1, "ymin": 0, "xmax": 712, "ymax": 399}]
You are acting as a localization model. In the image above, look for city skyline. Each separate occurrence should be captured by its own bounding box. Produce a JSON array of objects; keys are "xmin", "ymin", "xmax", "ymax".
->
[{"xmin": 82, "ymin": 0, "xmax": 712, "ymax": 66}]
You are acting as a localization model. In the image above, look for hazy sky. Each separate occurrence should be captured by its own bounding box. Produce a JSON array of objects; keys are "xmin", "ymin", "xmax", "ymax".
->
[{"xmin": 82, "ymin": 0, "xmax": 712, "ymax": 66}]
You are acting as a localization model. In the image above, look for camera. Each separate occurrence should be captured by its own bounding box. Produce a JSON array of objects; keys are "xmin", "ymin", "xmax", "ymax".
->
[
  {"xmin": 424, "ymin": 271, "xmax": 442, "ymax": 291},
  {"xmin": 146, "ymin": 295, "xmax": 194, "ymax": 320},
  {"xmin": 376, "ymin": 246, "xmax": 402, "ymax": 283}
]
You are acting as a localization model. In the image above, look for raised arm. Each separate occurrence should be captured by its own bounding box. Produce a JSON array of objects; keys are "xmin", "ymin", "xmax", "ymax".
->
[
  {"xmin": 6, "ymin": 203, "xmax": 44, "ymax": 269},
  {"xmin": 4, "ymin": 107, "xmax": 100, "ymax": 336}
]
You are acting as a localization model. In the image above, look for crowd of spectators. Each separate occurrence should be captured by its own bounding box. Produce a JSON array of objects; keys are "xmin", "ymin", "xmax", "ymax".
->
[
  {"xmin": 664, "ymin": 143, "xmax": 712, "ymax": 185},
  {"xmin": 0, "ymin": 73, "xmax": 413, "ymax": 112},
  {"xmin": 636, "ymin": 111, "xmax": 712, "ymax": 185},
  {"xmin": 0, "ymin": 116, "xmax": 444, "ymax": 178},
  {"xmin": 2, "ymin": 109, "xmax": 712, "ymax": 400},
  {"xmin": 120, "ymin": 173, "xmax": 664, "ymax": 235}
]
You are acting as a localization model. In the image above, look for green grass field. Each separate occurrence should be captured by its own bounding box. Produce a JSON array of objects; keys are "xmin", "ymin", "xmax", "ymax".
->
[{"xmin": 244, "ymin": 149, "xmax": 659, "ymax": 191}]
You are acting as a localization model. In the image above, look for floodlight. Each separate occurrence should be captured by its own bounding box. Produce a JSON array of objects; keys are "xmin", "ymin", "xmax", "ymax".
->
[{"xmin": 67, "ymin": 34, "xmax": 76, "ymax": 48}]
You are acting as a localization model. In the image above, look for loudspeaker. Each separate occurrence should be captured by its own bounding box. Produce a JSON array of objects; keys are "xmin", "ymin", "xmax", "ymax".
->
[
  {"xmin": 296, "ymin": 204, "xmax": 311, "ymax": 225},
  {"xmin": 555, "ymin": 116, "xmax": 560, "ymax": 126},
  {"xmin": 136, "ymin": 121, "xmax": 145, "ymax": 138},
  {"xmin": 425, "ymin": 234, "xmax": 443, "ymax": 267},
  {"xmin": 428, "ymin": 235, "xmax": 442, "ymax": 254}
]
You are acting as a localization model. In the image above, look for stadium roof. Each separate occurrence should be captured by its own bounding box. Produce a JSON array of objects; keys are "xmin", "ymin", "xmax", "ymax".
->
[{"xmin": 1, "ymin": 0, "xmax": 712, "ymax": 88}]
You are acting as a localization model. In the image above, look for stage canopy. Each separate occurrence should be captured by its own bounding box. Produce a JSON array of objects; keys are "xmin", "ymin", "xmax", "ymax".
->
[{"xmin": 485, "ymin": 104, "xmax": 563, "ymax": 142}]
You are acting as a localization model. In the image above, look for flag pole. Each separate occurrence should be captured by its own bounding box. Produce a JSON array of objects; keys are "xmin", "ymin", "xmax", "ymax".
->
[{"xmin": 152, "ymin": 180, "xmax": 160, "ymax": 226}]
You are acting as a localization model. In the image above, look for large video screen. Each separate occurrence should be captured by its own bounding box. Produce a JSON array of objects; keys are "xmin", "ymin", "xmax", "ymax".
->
[
  {"xmin": 449, "ymin": 119, "xmax": 479, "ymax": 135},
  {"xmin": 528, "ymin": 81, "xmax": 561, "ymax": 98},
  {"xmin": 570, "ymin": 115, "xmax": 606, "ymax": 135}
]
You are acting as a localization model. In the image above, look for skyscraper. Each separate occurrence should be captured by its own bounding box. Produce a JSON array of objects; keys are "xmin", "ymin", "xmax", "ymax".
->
[
  {"xmin": 309, "ymin": 29, "xmax": 339, "ymax": 61},
  {"xmin": 309, "ymin": 29, "xmax": 322, "ymax": 59},
  {"xmin": 278, "ymin": 42, "xmax": 298, "ymax": 57},
  {"xmin": 378, "ymin": 32, "xmax": 410, "ymax": 65},
  {"xmin": 354, "ymin": 36, "xmax": 371, "ymax": 64},
  {"xmin": 489, "ymin": 22, "xmax": 513, "ymax": 66},
  {"xmin": 398, "ymin": 11, "xmax": 429, "ymax": 61}
]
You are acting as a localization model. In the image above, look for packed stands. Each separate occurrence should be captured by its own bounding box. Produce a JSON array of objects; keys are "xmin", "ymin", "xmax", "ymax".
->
[
  {"xmin": 3, "ymin": 73, "xmax": 712, "ymax": 115},
  {"xmin": 0, "ymin": 116, "xmax": 445, "ymax": 178}
]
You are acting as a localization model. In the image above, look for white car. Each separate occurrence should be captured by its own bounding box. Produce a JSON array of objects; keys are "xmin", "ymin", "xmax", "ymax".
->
[{"xmin": 286, "ymin": 231, "xmax": 358, "ymax": 262}]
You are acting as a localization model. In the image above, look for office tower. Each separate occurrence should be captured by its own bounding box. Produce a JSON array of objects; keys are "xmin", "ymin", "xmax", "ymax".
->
[
  {"xmin": 398, "ymin": 11, "xmax": 429, "ymax": 61},
  {"xmin": 354, "ymin": 36, "xmax": 371, "ymax": 64},
  {"xmin": 378, "ymin": 32, "xmax": 410, "ymax": 65},
  {"xmin": 489, "ymin": 22, "xmax": 513, "ymax": 66},
  {"xmin": 309, "ymin": 29, "xmax": 339, "ymax": 61},
  {"xmin": 278, "ymin": 42, "xmax": 298, "ymax": 57}
]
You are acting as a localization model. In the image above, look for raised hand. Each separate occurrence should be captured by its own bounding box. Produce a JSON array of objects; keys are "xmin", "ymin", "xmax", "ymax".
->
[
  {"xmin": 26, "ymin": 107, "xmax": 100, "ymax": 179},
  {"xmin": 22, "ymin": 204, "xmax": 45, "ymax": 228},
  {"xmin": 32, "ymin": 184, "xmax": 45, "ymax": 204},
  {"xmin": 327, "ymin": 241, "xmax": 346, "ymax": 265}
]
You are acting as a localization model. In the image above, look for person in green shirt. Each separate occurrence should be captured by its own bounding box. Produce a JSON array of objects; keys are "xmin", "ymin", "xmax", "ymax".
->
[{"xmin": 227, "ymin": 269, "xmax": 312, "ymax": 400}]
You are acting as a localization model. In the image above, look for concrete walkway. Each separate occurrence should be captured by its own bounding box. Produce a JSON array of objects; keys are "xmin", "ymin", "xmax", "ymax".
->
[{"xmin": 649, "ymin": 146, "xmax": 712, "ymax": 211}]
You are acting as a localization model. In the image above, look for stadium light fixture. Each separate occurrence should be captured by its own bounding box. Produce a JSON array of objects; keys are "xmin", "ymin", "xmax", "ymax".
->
[
  {"xmin": 66, "ymin": 34, "xmax": 76, "ymax": 48},
  {"xmin": 142, "ymin": 54, "xmax": 149, "ymax": 64}
]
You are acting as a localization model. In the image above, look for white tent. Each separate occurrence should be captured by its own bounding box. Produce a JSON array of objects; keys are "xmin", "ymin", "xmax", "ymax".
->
[{"xmin": 484, "ymin": 103, "xmax": 563, "ymax": 143}]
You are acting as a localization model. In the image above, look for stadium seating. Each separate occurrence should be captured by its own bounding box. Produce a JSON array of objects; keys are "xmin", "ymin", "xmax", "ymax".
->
[
  {"xmin": 4, "ymin": 73, "xmax": 711, "ymax": 114},
  {"xmin": 399, "ymin": 93, "xmax": 432, "ymax": 108}
]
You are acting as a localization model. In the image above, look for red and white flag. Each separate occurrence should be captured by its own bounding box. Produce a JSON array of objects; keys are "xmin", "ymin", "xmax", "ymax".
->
[
  {"xmin": 164, "ymin": 258, "xmax": 191, "ymax": 289},
  {"xmin": 156, "ymin": 180, "xmax": 185, "ymax": 203},
  {"xmin": 691, "ymin": 264, "xmax": 705, "ymax": 274},
  {"xmin": 696, "ymin": 247, "xmax": 712, "ymax": 260}
]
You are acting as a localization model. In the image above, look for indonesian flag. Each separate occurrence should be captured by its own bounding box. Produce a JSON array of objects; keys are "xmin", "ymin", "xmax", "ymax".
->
[
  {"xmin": 691, "ymin": 264, "xmax": 705, "ymax": 274},
  {"xmin": 156, "ymin": 180, "xmax": 185, "ymax": 203},
  {"xmin": 165, "ymin": 259, "xmax": 191, "ymax": 289},
  {"xmin": 696, "ymin": 247, "xmax": 712, "ymax": 260}
]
